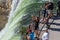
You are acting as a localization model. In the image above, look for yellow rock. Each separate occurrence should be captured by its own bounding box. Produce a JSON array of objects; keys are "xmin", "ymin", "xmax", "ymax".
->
[{"xmin": 0, "ymin": 0, "xmax": 12, "ymax": 30}]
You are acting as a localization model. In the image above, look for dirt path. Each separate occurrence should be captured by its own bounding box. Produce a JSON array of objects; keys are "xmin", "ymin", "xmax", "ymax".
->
[
  {"xmin": 49, "ymin": 18, "xmax": 60, "ymax": 40},
  {"xmin": 39, "ymin": 17, "xmax": 60, "ymax": 40}
]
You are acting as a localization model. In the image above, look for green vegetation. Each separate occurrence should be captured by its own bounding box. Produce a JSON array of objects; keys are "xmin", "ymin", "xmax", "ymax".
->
[
  {"xmin": 10, "ymin": 34, "xmax": 20, "ymax": 40},
  {"xmin": 1, "ymin": 0, "xmax": 57, "ymax": 40}
]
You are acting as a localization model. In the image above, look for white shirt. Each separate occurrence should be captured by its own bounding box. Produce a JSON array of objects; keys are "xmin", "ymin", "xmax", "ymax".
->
[{"xmin": 42, "ymin": 32, "xmax": 49, "ymax": 40}]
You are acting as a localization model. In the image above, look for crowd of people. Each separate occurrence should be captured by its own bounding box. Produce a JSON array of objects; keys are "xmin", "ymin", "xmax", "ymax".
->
[{"xmin": 24, "ymin": 1, "xmax": 60, "ymax": 40}]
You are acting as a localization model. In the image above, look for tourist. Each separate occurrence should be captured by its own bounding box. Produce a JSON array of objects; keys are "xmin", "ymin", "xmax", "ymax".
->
[
  {"xmin": 26, "ymin": 24, "xmax": 35, "ymax": 40},
  {"xmin": 45, "ymin": 2, "xmax": 54, "ymax": 28},
  {"xmin": 29, "ymin": 31, "xmax": 34, "ymax": 40},
  {"xmin": 32, "ymin": 15, "xmax": 40, "ymax": 39},
  {"xmin": 34, "ymin": 30, "xmax": 39, "ymax": 40},
  {"xmin": 26, "ymin": 29, "xmax": 34, "ymax": 40},
  {"xmin": 47, "ymin": 2, "xmax": 53, "ymax": 18},
  {"xmin": 31, "ymin": 15, "xmax": 39, "ymax": 30},
  {"xmin": 42, "ymin": 28, "xmax": 49, "ymax": 40},
  {"xmin": 26, "ymin": 25, "xmax": 31, "ymax": 40},
  {"xmin": 42, "ymin": 3, "xmax": 48, "ymax": 22},
  {"xmin": 26, "ymin": 25, "xmax": 31, "ymax": 35},
  {"xmin": 26, "ymin": 29, "xmax": 32, "ymax": 40}
]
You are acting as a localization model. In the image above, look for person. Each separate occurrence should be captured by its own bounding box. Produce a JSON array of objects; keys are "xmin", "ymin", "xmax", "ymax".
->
[
  {"xmin": 26, "ymin": 25, "xmax": 31, "ymax": 34},
  {"xmin": 26, "ymin": 24, "xmax": 35, "ymax": 40},
  {"xmin": 26, "ymin": 25, "xmax": 31, "ymax": 40},
  {"xmin": 41, "ymin": 2, "xmax": 50, "ymax": 29},
  {"xmin": 41, "ymin": 2, "xmax": 53, "ymax": 29},
  {"xmin": 26, "ymin": 30, "xmax": 34, "ymax": 40},
  {"xmin": 34, "ymin": 29, "xmax": 39, "ymax": 40},
  {"xmin": 42, "ymin": 5, "xmax": 47, "ymax": 21},
  {"xmin": 42, "ymin": 2, "xmax": 49, "ymax": 22},
  {"xmin": 47, "ymin": 2, "xmax": 53, "ymax": 18},
  {"xmin": 32, "ymin": 15, "xmax": 40, "ymax": 39},
  {"xmin": 46, "ymin": 2, "xmax": 54, "ymax": 29},
  {"xmin": 31, "ymin": 15, "xmax": 39, "ymax": 30},
  {"xmin": 42, "ymin": 28, "xmax": 49, "ymax": 40},
  {"xmin": 30, "ymin": 32, "xmax": 34, "ymax": 40}
]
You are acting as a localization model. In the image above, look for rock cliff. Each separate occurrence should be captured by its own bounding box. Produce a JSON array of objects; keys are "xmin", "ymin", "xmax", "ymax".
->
[{"xmin": 0, "ymin": 0, "xmax": 12, "ymax": 30}]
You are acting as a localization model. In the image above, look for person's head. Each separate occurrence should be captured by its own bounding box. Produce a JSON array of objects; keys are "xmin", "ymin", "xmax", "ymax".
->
[
  {"xmin": 37, "ymin": 17, "xmax": 39, "ymax": 20},
  {"xmin": 45, "ymin": 2, "xmax": 49, "ymax": 6},
  {"xmin": 35, "ymin": 17, "xmax": 39, "ymax": 22},
  {"xmin": 42, "ymin": 28, "xmax": 48, "ymax": 32},
  {"xmin": 31, "ymin": 15, "xmax": 36, "ymax": 21},
  {"xmin": 44, "ymin": 2, "xmax": 49, "ymax": 9}
]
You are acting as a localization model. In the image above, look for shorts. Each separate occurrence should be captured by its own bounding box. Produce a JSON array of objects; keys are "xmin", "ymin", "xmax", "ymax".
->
[
  {"xmin": 42, "ymin": 10, "xmax": 47, "ymax": 18},
  {"xmin": 42, "ymin": 13, "xmax": 48, "ymax": 18}
]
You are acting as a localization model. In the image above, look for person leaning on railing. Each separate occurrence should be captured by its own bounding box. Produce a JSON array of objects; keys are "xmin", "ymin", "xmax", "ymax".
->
[{"xmin": 45, "ymin": 2, "xmax": 54, "ymax": 29}]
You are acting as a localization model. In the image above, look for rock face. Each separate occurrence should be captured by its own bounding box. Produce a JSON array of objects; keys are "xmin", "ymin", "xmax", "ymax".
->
[{"xmin": 0, "ymin": 0, "xmax": 12, "ymax": 30}]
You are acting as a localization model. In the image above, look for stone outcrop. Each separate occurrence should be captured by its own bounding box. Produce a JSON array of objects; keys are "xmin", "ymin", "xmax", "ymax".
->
[{"xmin": 0, "ymin": 0, "xmax": 12, "ymax": 30}]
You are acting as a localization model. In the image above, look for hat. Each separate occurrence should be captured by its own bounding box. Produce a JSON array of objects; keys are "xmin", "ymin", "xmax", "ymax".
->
[{"xmin": 42, "ymin": 28, "xmax": 48, "ymax": 31}]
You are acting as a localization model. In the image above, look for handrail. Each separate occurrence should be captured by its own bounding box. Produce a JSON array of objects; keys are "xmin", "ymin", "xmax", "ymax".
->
[
  {"xmin": 38, "ymin": 21, "xmax": 46, "ymax": 38},
  {"xmin": 38, "ymin": 15, "xmax": 56, "ymax": 39}
]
